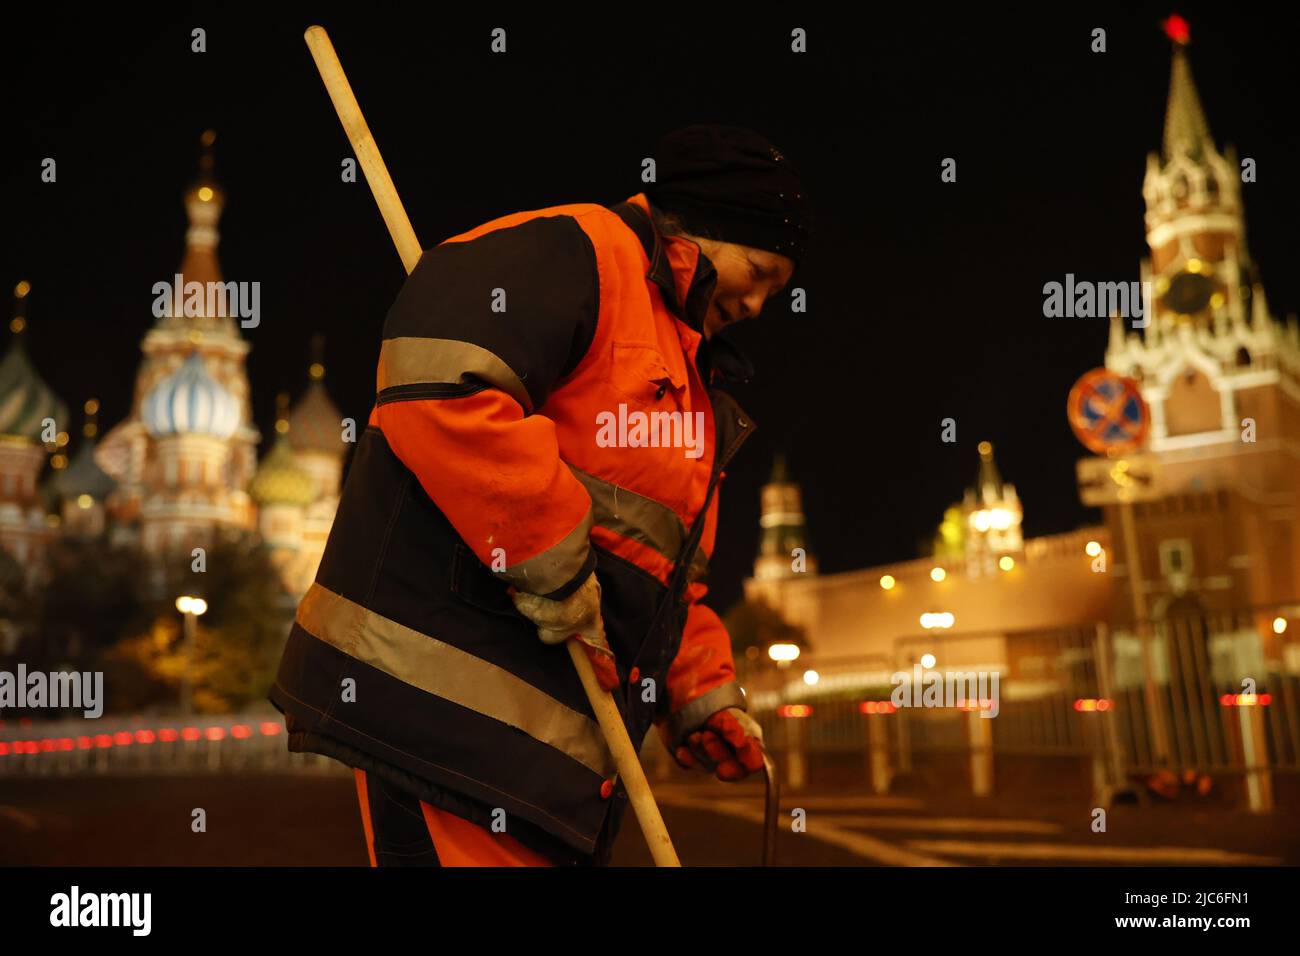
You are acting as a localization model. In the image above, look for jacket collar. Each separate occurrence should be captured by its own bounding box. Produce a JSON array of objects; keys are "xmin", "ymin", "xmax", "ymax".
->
[
  {"xmin": 610, "ymin": 194, "xmax": 756, "ymax": 387},
  {"xmin": 610, "ymin": 194, "xmax": 714, "ymax": 335}
]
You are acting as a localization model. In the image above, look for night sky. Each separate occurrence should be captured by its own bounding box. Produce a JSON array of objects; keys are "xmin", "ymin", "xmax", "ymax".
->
[{"xmin": 5, "ymin": 4, "xmax": 1298, "ymax": 614}]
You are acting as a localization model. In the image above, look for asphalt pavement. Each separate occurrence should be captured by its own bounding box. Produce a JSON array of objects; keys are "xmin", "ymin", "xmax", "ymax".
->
[{"xmin": 1, "ymin": 770, "xmax": 1295, "ymax": 866}]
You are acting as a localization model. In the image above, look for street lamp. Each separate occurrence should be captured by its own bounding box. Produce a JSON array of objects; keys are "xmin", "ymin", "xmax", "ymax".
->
[
  {"xmin": 768, "ymin": 643, "xmax": 801, "ymax": 664},
  {"xmin": 176, "ymin": 595, "xmax": 208, "ymax": 715}
]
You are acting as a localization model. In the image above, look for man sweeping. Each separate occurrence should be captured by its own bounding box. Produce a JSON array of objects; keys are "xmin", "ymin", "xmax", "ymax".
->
[{"xmin": 269, "ymin": 123, "xmax": 810, "ymax": 866}]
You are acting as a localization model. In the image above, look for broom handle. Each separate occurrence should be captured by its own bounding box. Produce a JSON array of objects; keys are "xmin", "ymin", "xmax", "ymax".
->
[
  {"xmin": 304, "ymin": 26, "xmax": 422, "ymax": 275},
  {"xmin": 565, "ymin": 642, "xmax": 681, "ymax": 866},
  {"xmin": 302, "ymin": 24, "xmax": 681, "ymax": 868}
]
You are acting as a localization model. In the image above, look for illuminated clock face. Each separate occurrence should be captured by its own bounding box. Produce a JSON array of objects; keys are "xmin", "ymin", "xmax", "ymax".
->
[{"xmin": 1163, "ymin": 271, "xmax": 1215, "ymax": 315}]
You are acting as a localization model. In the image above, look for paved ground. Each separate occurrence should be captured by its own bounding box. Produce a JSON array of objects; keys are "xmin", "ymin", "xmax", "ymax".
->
[{"xmin": 1, "ymin": 770, "xmax": 1296, "ymax": 866}]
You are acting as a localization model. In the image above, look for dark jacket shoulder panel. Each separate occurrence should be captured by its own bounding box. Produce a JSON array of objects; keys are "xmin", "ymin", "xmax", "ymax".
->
[{"xmin": 382, "ymin": 214, "xmax": 600, "ymax": 410}]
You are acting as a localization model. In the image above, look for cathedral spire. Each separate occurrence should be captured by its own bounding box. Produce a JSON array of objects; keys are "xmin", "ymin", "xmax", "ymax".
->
[
  {"xmin": 0, "ymin": 282, "xmax": 69, "ymax": 446},
  {"xmin": 287, "ymin": 336, "xmax": 344, "ymax": 457},
  {"xmin": 175, "ymin": 129, "xmax": 227, "ymax": 311},
  {"xmin": 1161, "ymin": 16, "xmax": 1213, "ymax": 163}
]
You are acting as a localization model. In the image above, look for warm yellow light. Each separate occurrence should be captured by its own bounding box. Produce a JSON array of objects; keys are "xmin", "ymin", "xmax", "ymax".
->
[
  {"xmin": 880, "ymin": 574, "xmax": 896, "ymax": 590},
  {"xmin": 1273, "ymin": 617, "xmax": 1288, "ymax": 635},
  {"xmin": 920, "ymin": 612, "xmax": 954, "ymax": 630},
  {"xmin": 1210, "ymin": 292, "xmax": 1225, "ymax": 309},
  {"xmin": 309, "ymin": 362, "xmax": 325, "ymax": 380},
  {"xmin": 920, "ymin": 653, "xmax": 936, "ymax": 668},
  {"xmin": 988, "ymin": 507, "xmax": 1014, "ymax": 531},
  {"xmin": 803, "ymin": 670, "xmax": 820, "ymax": 686},
  {"xmin": 768, "ymin": 643, "xmax": 801, "ymax": 662},
  {"xmin": 198, "ymin": 186, "xmax": 214, "ymax": 202},
  {"xmin": 76, "ymin": 494, "xmax": 93, "ymax": 509},
  {"xmin": 55, "ymin": 431, "xmax": 69, "ymax": 447},
  {"xmin": 1085, "ymin": 540, "xmax": 1102, "ymax": 557},
  {"xmin": 1186, "ymin": 258, "xmax": 1203, "ymax": 273},
  {"xmin": 999, "ymin": 555, "xmax": 1015, "ymax": 571},
  {"xmin": 176, "ymin": 595, "xmax": 208, "ymax": 616},
  {"xmin": 14, "ymin": 280, "xmax": 31, "ymax": 299},
  {"xmin": 930, "ymin": 567, "xmax": 946, "ymax": 582},
  {"xmin": 9, "ymin": 317, "xmax": 25, "ymax": 334},
  {"xmin": 972, "ymin": 510, "xmax": 990, "ymax": 532},
  {"xmin": 84, "ymin": 398, "xmax": 99, "ymax": 415},
  {"xmin": 50, "ymin": 454, "xmax": 67, "ymax": 469},
  {"xmin": 275, "ymin": 418, "xmax": 289, "ymax": 435}
]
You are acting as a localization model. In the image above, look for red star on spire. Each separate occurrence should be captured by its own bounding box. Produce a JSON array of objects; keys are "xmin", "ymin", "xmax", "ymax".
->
[{"xmin": 1163, "ymin": 13, "xmax": 1190, "ymax": 46}]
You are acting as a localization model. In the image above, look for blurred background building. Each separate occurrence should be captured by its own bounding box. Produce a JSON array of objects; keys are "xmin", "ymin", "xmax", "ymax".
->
[
  {"xmin": 744, "ymin": 27, "xmax": 1298, "ymax": 688},
  {"xmin": 0, "ymin": 131, "xmax": 344, "ymax": 602}
]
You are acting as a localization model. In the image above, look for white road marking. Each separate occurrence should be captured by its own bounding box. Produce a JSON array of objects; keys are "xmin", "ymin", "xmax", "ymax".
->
[
  {"xmin": 654, "ymin": 784, "xmax": 1281, "ymax": 867},
  {"xmin": 906, "ymin": 839, "xmax": 1280, "ymax": 865},
  {"xmin": 773, "ymin": 795, "xmax": 925, "ymax": 811},
  {"xmin": 655, "ymin": 792, "xmax": 953, "ymax": 866},
  {"xmin": 829, "ymin": 815, "xmax": 1061, "ymax": 834},
  {"xmin": 654, "ymin": 786, "xmax": 922, "ymax": 811}
]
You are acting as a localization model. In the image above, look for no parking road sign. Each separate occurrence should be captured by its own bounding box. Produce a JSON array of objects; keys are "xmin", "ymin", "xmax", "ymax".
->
[{"xmin": 1067, "ymin": 369, "xmax": 1150, "ymax": 456}]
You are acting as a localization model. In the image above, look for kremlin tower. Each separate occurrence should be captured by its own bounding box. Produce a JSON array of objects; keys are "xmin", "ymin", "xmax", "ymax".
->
[
  {"xmin": 752, "ymin": 453, "xmax": 816, "ymax": 582},
  {"xmin": 1103, "ymin": 17, "xmax": 1300, "ymax": 613},
  {"xmin": 960, "ymin": 441, "xmax": 1023, "ymax": 579}
]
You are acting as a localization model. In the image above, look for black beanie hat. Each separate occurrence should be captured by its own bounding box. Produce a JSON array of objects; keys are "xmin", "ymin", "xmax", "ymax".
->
[{"xmin": 645, "ymin": 124, "xmax": 810, "ymax": 263}]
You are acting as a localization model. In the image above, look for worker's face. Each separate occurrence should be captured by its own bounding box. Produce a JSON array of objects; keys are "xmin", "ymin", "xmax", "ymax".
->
[{"xmin": 688, "ymin": 237, "xmax": 795, "ymax": 339}]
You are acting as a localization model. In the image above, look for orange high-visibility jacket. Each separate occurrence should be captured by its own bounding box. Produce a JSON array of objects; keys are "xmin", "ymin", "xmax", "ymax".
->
[{"xmin": 269, "ymin": 192, "xmax": 755, "ymax": 864}]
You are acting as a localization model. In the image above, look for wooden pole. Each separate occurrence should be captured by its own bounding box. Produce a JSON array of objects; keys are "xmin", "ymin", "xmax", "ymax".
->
[
  {"xmin": 302, "ymin": 25, "xmax": 681, "ymax": 866},
  {"xmin": 303, "ymin": 26, "xmax": 423, "ymax": 275},
  {"xmin": 566, "ymin": 643, "xmax": 681, "ymax": 866}
]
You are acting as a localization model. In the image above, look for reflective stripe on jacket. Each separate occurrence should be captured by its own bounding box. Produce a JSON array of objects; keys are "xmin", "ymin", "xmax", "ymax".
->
[{"xmin": 269, "ymin": 192, "xmax": 754, "ymax": 863}]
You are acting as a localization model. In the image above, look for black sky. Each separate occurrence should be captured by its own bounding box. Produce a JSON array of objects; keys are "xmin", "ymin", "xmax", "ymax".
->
[{"xmin": 5, "ymin": 4, "xmax": 1298, "ymax": 614}]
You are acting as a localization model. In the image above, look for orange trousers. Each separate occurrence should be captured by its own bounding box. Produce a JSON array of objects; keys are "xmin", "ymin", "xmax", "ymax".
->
[{"xmin": 354, "ymin": 769, "xmax": 554, "ymax": 867}]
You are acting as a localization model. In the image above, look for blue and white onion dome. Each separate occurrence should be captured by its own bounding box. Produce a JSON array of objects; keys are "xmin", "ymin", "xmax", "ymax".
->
[{"xmin": 141, "ymin": 352, "xmax": 241, "ymax": 440}]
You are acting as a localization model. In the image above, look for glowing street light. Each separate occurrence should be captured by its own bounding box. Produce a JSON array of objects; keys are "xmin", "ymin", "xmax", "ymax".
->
[
  {"xmin": 1085, "ymin": 540, "xmax": 1102, "ymax": 557},
  {"xmin": 176, "ymin": 596, "xmax": 208, "ymax": 715},
  {"xmin": 880, "ymin": 574, "xmax": 896, "ymax": 590},
  {"xmin": 768, "ymin": 643, "xmax": 801, "ymax": 663},
  {"xmin": 803, "ymin": 670, "xmax": 820, "ymax": 686},
  {"xmin": 930, "ymin": 567, "xmax": 946, "ymax": 583}
]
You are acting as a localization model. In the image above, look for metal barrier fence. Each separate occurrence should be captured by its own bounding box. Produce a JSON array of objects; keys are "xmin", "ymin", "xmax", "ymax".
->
[
  {"xmin": 0, "ymin": 712, "xmax": 342, "ymax": 777},
  {"xmin": 736, "ymin": 601, "xmax": 1300, "ymax": 809},
  {"xmin": 4, "ymin": 603, "xmax": 1297, "ymax": 808}
]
